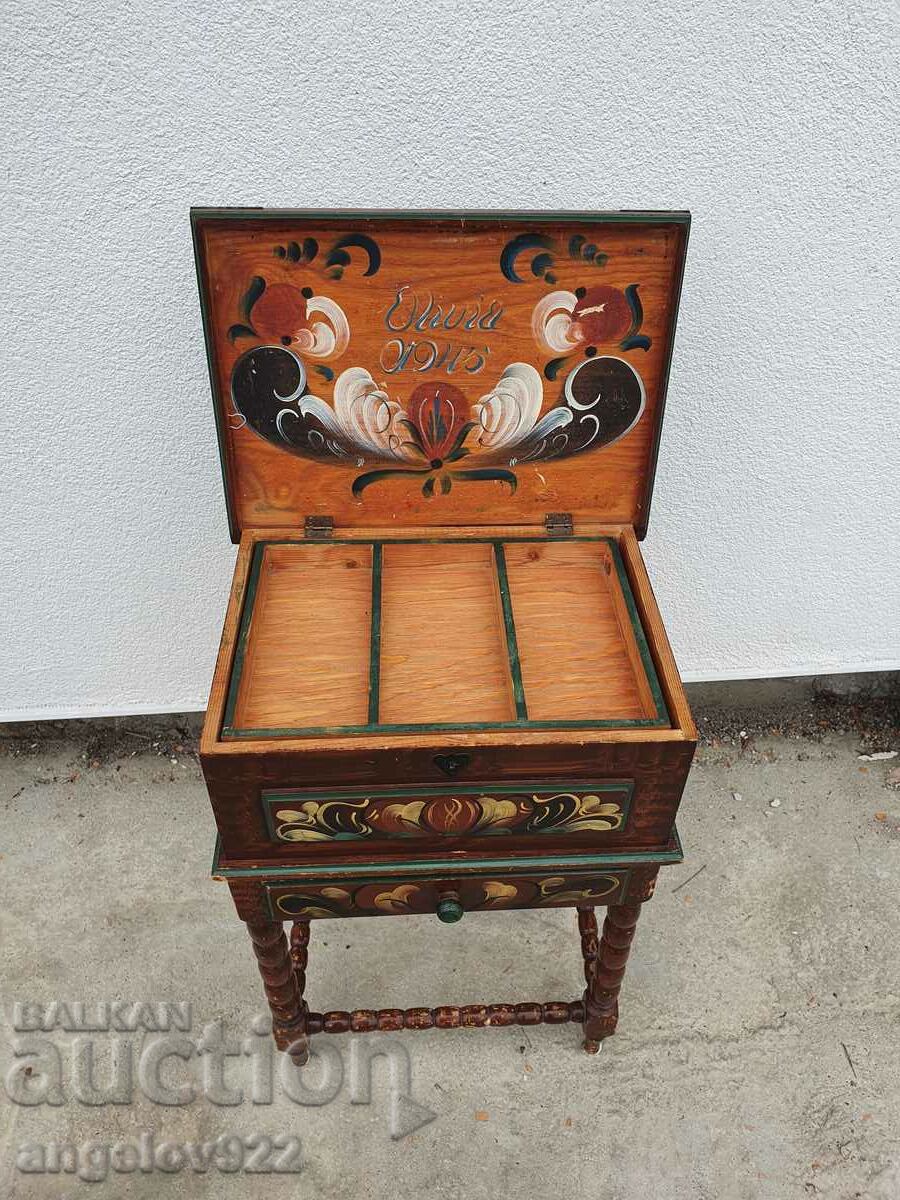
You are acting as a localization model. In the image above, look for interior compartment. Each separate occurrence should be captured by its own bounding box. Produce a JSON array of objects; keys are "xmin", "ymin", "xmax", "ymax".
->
[
  {"xmin": 225, "ymin": 536, "xmax": 668, "ymax": 737},
  {"xmin": 504, "ymin": 540, "xmax": 657, "ymax": 722},
  {"xmin": 231, "ymin": 543, "xmax": 374, "ymax": 731},
  {"xmin": 378, "ymin": 542, "xmax": 514, "ymax": 725}
]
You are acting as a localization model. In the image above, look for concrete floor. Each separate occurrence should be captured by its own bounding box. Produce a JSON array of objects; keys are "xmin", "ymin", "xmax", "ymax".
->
[{"xmin": 1, "ymin": 701, "xmax": 898, "ymax": 1199}]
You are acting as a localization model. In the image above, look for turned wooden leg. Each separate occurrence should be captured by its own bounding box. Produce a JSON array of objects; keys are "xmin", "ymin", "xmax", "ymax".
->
[
  {"xmin": 578, "ymin": 903, "xmax": 642, "ymax": 1054},
  {"xmin": 246, "ymin": 919, "xmax": 309, "ymax": 1066},
  {"xmin": 289, "ymin": 920, "xmax": 311, "ymax": 1065}
]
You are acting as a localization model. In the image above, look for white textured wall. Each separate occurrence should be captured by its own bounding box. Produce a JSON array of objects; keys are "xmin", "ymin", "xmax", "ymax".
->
[{"xmin": 2, "ymin": 1, "xmax": 897, "ymax": 720}]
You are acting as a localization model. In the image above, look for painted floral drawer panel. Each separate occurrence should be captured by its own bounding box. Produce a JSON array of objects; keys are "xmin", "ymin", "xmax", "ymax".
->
[
  {"xmin": 262, "ymin": 780, "xmax": 633, "ymax": 846},
  {"xmin": 265, "ymin": 869, "xmax": 631, "ymax": 921}
]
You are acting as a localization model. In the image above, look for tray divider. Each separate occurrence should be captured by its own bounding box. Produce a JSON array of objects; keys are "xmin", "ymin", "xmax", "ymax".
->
[
  {"xmin": 367, "ymin": 542, "xmax": 383, "ymax": 725},
  {"xmin": 493, "ymin": 542, "xmax": 528, "ymax": 721}
]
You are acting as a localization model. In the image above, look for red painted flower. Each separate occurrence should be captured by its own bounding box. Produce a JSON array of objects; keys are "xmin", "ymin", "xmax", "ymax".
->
[
  {"xmin": 249, "ymin": 283, "xmax": 310, "ymax": 344},
  {"xmin": 571, "ymin": 285, "xmax": 632, "ymax": 344},
  {"xmin": 403, "ymin": 382, "xmax": 471, "ymax": 468},
  {"xmin": 229, "ymin": 277, "xmax": 350, "ymax": 358},
  {"xmin": 293, "ymin": 371, "xmax": 518, "ymax": 499},
  {"xmin": 532, "ymin": 282, "xmax": 649, "ymax": 359}
]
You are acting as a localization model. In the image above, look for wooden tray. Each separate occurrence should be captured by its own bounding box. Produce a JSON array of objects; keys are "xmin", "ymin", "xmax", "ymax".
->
[{"xmin": 223, "ymin": 533, "xmax": 666, "ymax": 740}]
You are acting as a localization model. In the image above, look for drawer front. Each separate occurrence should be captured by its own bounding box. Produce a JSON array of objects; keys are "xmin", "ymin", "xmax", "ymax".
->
[
  {"xmin": 265, "ymin": 869, "xmax": 630, "ymax": 921},
  {"xmin": 263, "ymin": 780, "xmax": 633, "ymax": 847}
]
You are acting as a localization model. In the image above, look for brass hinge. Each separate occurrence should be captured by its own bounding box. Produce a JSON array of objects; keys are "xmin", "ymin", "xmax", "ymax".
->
[
  {"xmin": 544, "ymin": 512, "xmax": 573, "ymax": 537},
  {"xmin": 304, "ymin": 515, "xmax": 334, "ymax": 539}
]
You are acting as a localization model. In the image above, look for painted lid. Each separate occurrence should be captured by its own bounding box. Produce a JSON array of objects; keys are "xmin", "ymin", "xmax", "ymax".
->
[{"xmin": 191, "ymin": 209, "xmax": 689, "ymax": 541}]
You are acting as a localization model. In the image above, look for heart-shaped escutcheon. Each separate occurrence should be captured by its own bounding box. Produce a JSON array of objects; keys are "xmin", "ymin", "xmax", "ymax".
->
[{"xmin": 432, "ymin": 753, "xmax": 470, "ymax": 778}]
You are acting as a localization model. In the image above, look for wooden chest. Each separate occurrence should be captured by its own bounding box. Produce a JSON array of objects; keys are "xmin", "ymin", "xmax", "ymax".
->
[{"xmin": 192, "ymin": 209, "xmax": 695, "ymax": 1060}]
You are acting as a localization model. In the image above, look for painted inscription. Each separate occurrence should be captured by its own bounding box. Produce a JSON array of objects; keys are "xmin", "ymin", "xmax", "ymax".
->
[{"xmin": 380, "ymin": 285, "xmax": 504, "ymax": 376}]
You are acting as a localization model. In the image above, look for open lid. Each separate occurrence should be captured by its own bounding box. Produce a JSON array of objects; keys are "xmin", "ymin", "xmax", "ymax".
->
[{"xmin": 192, "ymin": 209, "xmax": 689, "ymax": 541}]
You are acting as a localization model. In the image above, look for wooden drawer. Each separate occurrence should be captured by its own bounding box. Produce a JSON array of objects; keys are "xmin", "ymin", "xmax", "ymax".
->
[
  {"xmin": 266, "ymin": 869, "xmax": 632, "ymax": 921},
  {"xmin": 216, "ymin": 836, "xmax": 683, "ymax": 923},
  {"xmin": 262, "ymin": 779, "xmax": 633, "ymax": 849}
]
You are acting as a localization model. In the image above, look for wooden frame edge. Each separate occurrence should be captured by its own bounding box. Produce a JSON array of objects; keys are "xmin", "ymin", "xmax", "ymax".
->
[
  {"xmin": 200, "ymin": 532, "xmax": 258, "ymax": 757},
  {"xmin": 617, "ymin": 527, "xmax": 696, "ymax": 739},
  {"xmin": 218, "ymin": 533, "xmax": 670, "ymax": 742},
  {"xmin": 636, "ymin": 215, "xmax": 691, "ymax": 539},
  {"xmin": 213, "ymin": 828, "xmax": 685, "ymax": 880}
]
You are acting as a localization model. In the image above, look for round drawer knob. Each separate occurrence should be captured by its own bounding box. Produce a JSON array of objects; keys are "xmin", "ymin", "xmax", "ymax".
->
[{"xmin": 436, "ymin": 895, "xmax": 464, "ymax": 924}]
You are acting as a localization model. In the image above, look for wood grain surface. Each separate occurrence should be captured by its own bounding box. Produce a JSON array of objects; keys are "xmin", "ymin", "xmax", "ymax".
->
[
  {"xmin": 193, "ymin": 212, "xmax": 688, "ymax": 538},
  {"xmin": 504, "ymin": 539, "xmax": 652, "ymax": 721},
  {"xmin": 225, "ymin": 534, "xmax": 663, "ymax": 736},
  {"xmin": 201, "ymin": 522, "xmax": 694, "ymax": 756},
  {"xmin": 378, "ymin": 541, "xmax": 514, "ymax": 724},
  {"xmin": 233, "ymin": 543, "xmax": 373, "ymax": 730}
]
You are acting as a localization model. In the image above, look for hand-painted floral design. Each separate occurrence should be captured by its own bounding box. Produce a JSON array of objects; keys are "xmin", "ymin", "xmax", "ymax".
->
[
  {"xmin": 473, "ymin": 357, "xmax": 646, "ymax": 465},
  {"xmin": 472, "ymin": 363, "xmax": 574, "ymax": 463},
  {"xmin": 269, "ymin": 872, "xmax": 625, "ymax": 920},
  {"xmin": 228, "ymin": 276, "xmax": 350, "ymax": 365},
  {"xmin": 271, "ymin": 788, "xmax": 627, "ymax": 843},
  {"xmin": 225, "ymin": 229, "xmax": 652, "ymax": 502},
  {"xmin": 230, "ymin": 350, "xmax": 645, "ymax": 498},
  {"xmin": 532, "ymin": 283, "xmax": 651, "ymax": 375},
  {"xmin": 231, "ymin": 346, "xmax": 646, "ymax": 498},
  {"xmin": 500, "ymin": 231, "xmax": 609, "ymax": 285},
  {"xmin": 289, "ymin": 371, "xmax": 508, "ymax": 497}
]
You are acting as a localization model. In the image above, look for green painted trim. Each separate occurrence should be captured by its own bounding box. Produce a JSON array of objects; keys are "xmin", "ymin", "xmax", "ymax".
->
[
  {"xmin": 224, "ymin": 717, "xmax": 666, "ymax": 738},
  {"xmin": 211, "ymin": 835, "xmax": 223, "ymax": 877},
  {"xmin": 212, "ymin": 827, "xmax": 684, "ymax": 881},
  {"xmin": 254, "ymin": 536, "xmax": 640, "ymax": 545},
  {"xmin": 606, "ymin": 539, "xmax": 669, "ymax": 724},
  {"xmin": 367, "ymin": 543, "xmax": 382, "ymax": 724},
  {"xmin": 493, "ymin": 542, "xmax": 528, "ymax": 720},
  {"xmin": 261, "ymin": 778, "xmax": 635, "ymax": 842},
  {"xmin": 637, "ymin": 216, "xmax": 691, "ymax": 539},
  {"xmin": 190, "ymin": 211, "xmax": 239, "ymax": 543},
  {"xmin": 191, "ymin": 208, "xmax": 691, "ymax": 228},
  {"xmin": 221, "ymin": 542, "xmax": 264, "ymax": 730}
]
